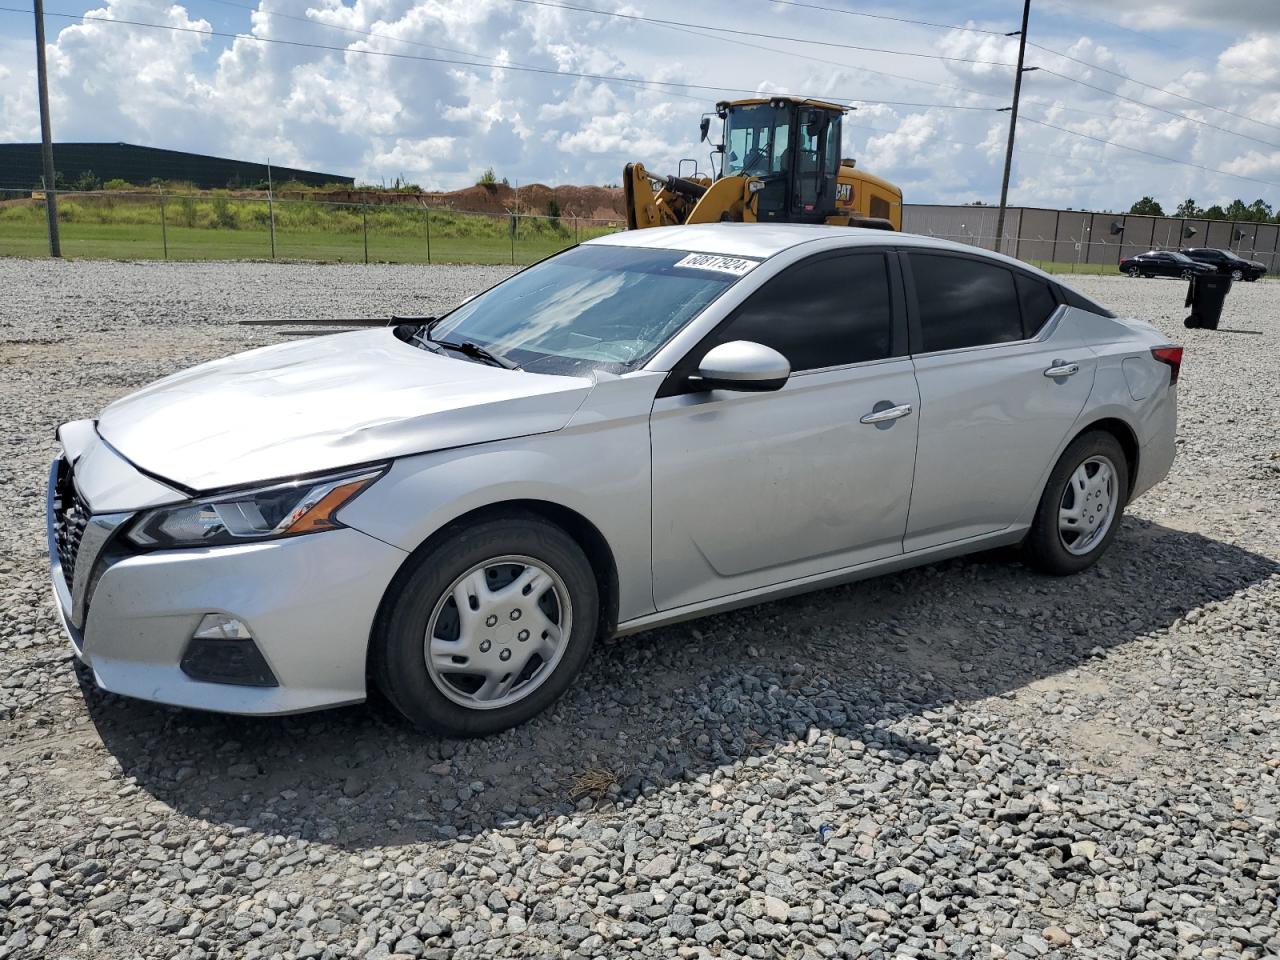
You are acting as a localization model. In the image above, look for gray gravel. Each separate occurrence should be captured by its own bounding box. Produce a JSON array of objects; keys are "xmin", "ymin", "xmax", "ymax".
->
[{"xmin": 1, "ymin": 259, "xmax": 1278, "ymax": 960}]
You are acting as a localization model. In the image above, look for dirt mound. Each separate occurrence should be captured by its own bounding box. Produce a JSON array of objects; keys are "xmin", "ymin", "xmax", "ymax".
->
[
  {"xmin": 428, "ymin": 183, "xmax": 625, "ymax": 222},
  {"xmin": 285, "ymin": 183, "xmax": 626, "ymax": 223}
]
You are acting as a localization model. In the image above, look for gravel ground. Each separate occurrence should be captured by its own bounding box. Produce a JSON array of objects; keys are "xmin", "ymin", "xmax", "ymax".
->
[{"xmin": 1, "ymin": 259, "xmax": 1277, "ymax": 960}]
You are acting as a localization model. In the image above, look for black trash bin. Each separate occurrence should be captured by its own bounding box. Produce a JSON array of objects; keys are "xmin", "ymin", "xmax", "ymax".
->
[{"xmin": 1184, "ymin": 273, "xmax": 1232, "ymax": 330}]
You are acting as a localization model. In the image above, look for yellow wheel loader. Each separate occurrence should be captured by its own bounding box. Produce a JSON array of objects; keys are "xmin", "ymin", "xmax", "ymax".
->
[{"xmin": 623, "ymin": 96, "xmax": 902, "ymax": 232}]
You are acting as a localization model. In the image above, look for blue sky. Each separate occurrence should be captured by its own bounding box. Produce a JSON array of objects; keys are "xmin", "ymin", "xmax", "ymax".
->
[{"xmin": 3, "ymin": 0, "xmax": 1280, "ymax": 211}]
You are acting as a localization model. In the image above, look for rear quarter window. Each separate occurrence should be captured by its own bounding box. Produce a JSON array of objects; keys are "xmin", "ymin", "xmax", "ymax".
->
[
  {"xmin": 1056, "ymin": 283, "xmax": 1116, "ymax": 318},
  {"xmin": 1015, "ymin": 273, "xmax": 1060, "ymax": 337}
]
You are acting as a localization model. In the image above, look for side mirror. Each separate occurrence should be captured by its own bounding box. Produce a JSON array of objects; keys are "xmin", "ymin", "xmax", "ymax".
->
[
  {"xmin": 699, "ymin": 117, "xmax": 711, "ymax": 142},
  {"xmin": 694, "ymin": 341, "xmax": 790, "ymax": 392}
]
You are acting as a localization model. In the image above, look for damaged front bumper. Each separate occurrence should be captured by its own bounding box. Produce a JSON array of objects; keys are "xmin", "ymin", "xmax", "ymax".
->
[{"xmin": 47, "ymin": 426, "xmax": 409, "ymax": 716}]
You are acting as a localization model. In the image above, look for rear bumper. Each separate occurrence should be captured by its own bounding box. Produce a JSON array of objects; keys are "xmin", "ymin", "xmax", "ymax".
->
[
  {"xmin": 48, "ymin": 456, "xmax": 409, "ymax": 716},
  {"xmin": 1131, "ymin": 384, "xmax": 1177, "ymax": 502}
]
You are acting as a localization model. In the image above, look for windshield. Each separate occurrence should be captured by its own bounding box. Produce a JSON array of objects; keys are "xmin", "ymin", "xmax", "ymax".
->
[
  {"xmin": 724, "ymin": 103, "xmax": 791, "ymax": 177},
  {"xmin": 429, "ymin": 245, "xmax": 757, "ymax": 376}
]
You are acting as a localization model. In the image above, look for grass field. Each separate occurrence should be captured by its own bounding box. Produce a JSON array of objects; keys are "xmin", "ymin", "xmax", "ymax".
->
[
  {"xmin": 3, "ymin": 196, "xmax": 1269, "ymax": 278},
  {"xmin": 0, "ymin": 194, "xmax": 620, "ymax": 265},
  {"xmin": 1027, "ymin": 259, "xmax": 1118, "ymax": 276}
]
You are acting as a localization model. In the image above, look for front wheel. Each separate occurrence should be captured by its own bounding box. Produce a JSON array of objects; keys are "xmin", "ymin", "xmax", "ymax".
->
[
  {"xmin": 373, "ymin": 514, "xmax": 599, "ymax": 736},
  {"xmin": 1180, "ymin": 269, "xmax": 1194, "ymax": 280},
  {"xmin": 1023, "ymin": 431, "xmax": 1129, "ymax": 576},
  {"xmin": 1230, "ymin": 269, "xmax": 1243, "ymax": 281}
]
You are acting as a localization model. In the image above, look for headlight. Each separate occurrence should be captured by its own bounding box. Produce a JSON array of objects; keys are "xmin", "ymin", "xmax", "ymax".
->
[{"xmin": 127, "ymin": 467, "xmax": 384, "ymax": 549}]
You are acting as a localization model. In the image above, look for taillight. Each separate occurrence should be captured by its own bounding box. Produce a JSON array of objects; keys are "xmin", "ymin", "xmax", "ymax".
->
[{"xmin": 1151, "ymin": 345, "xmax": 1183, "ymax": 384}]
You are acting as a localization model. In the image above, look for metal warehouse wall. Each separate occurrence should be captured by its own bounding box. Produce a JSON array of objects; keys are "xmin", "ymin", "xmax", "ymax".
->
[
  {"xmin": 903, "ymin": 203, "xmax": 1280, "ymax": 271},
  {"xmin": 0, "ymin": 143, "xmax": 352, "ymax": 190}
]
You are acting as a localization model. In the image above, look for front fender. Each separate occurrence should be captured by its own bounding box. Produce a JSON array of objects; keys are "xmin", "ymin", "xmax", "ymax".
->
[{"xmin": 337, "ymin": 390, "xmax": 657, "ymax": 623}]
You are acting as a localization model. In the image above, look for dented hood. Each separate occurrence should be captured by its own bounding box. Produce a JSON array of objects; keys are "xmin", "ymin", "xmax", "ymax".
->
[{"xmin": 97, "ymin": 328, "xmax": 593, "ymax": 491}]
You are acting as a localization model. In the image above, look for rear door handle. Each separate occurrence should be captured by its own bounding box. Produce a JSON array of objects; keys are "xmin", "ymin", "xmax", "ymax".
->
[
  {"xmin": 1044, "ymin": 361, "xmax": 1080, "ymax": 378},
  {"xmin": 860, "ymin": 403, "xmax": 913, "ymax": 424}
]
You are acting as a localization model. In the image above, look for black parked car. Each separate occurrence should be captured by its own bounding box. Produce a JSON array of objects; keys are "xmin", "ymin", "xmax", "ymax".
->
[
  {"xmin": 1179, "ymin": 247, "xmax": 1267, "ymax": 282},
  {"xmin": 1118, "ymin": 250, "xmax": 1215, "ymax": 280}
]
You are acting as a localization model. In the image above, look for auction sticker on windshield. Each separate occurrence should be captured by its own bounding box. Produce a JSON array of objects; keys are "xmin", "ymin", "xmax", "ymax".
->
[{"xmin": 672, "ymin": 253, "xmax": 758, "ymax": 276}]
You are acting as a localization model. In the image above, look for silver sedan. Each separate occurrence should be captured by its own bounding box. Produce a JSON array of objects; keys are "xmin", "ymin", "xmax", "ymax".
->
[{"xmin": 49, "ymin": 224, "xmax": 1180, "ymax": 735}]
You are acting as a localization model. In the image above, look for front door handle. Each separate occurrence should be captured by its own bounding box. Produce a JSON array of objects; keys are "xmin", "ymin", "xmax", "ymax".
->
[
  {"xmin": 860, "ymin": 403, "xmax": 913, "ymax": 424},
  {"xmin": 1044, "ymin": 360, "xmax": 1080, "ymax": 378}
]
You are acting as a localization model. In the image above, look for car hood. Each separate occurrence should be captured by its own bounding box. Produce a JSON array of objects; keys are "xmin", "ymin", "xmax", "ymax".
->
[{"xmin": 97, "ymin": 329, "xmax": 594, "ymax": 491}]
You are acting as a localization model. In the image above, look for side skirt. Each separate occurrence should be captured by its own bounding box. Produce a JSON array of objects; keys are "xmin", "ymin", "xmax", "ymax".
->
[{"xmin": 613, "ymin": 526, "xmax": 1029, "ymax": 638}]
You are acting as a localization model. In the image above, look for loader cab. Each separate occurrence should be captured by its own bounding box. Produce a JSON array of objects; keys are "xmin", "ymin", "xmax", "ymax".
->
[{"xmin": 719, "ymin": 98, "xmax": 844, "ymax": 224}]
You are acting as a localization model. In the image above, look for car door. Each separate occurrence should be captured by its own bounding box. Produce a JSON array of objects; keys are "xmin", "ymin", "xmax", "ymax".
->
[
  {"xmin": 649, "ymin": 249, "xmax": 919, "ymax": 611},
  {"xmin": 1189, "ymin": 249, "xmax": 1221, "ymax": 272},
  {"xmin": 902, "ymin": 252, "xmax": 1096, "ymax": 552}
]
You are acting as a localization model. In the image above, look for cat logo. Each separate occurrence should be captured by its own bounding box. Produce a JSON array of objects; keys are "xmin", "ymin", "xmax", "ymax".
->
[{"xmin": 835, "ymin": 182, "xmax": 852, "ymax": 203}]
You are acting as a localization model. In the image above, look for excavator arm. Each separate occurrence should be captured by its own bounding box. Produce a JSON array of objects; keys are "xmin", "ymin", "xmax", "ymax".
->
[{"xmin": 623, "ymin": 162, "xmax": 759, "ymax": 230}]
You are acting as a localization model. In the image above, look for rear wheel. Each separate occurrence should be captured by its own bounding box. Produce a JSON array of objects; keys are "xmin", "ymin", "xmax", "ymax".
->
[
  {"xmin": 1126, "ymin": 266, "xmax": 1140, "ymax": 278},
  {"xmin": 373, "ymin": 515, "xmax": 599, "ymax": 736},
  {"xmin": 1023, "ymin": 431, "xmax": 1129, "ymax": 575}
]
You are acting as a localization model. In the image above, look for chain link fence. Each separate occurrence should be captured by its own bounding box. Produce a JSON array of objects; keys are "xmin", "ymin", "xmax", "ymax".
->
[
  {"xmin": 904, "ymin": 204, "xmax": 1280, "ymax": 277},
  {"xmin": 6, "ymin": 191, "xmax": 1278, "ymax": 277},
  {"xmin": 0, "ymin": 189, "xmax": 624, "ymax": 265}
]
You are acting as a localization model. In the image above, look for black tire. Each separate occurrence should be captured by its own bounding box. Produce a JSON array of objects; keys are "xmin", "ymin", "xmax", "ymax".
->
[
  {"xmin": 1023, "ymin": 431, "xmax": 1130, "ymax": 576},
  {"xmin": 1125, "ymin": 266, "xmax": 1139, "ymax": 278},
  {"xmin": 1180, "ymin": 269, "xmax": 1193, "ymax": 280},
  {"xmin": 1230, "ymin": 269, "xmax": 1243, "ymax": 281},
  {"xmin": 372, "ymin": 514, "xmax": 599, "ymax": 736}
]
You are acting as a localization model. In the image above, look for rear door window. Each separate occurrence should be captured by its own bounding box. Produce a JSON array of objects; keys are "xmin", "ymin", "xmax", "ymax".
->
[{"xmin": 909, "ymin": 253, "xmax": 1023, "ymax": 353}]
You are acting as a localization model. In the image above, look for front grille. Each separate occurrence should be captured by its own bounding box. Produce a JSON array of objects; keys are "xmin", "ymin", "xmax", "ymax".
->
[{"xmin": 52, "ymin": 463, "xmax": 90, "ymax": 589}]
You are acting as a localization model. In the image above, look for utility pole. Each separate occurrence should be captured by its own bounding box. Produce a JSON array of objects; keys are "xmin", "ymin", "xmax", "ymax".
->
[
  {"xmin": 266, "ymin": 157, "xmax": 276, "ymax": 259},
  {"xmin": 33, "ymin": 0, "xmax": 61, "ymax": 257},
  {"xmin": 994, "ymin": 0, "xmax": 1034, "ymax": 257}
]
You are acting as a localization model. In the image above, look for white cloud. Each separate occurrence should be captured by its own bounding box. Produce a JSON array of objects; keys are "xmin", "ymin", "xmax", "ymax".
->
[
  {"xmin": 1, "ymin": 0, "xmax": 1279, "ymax": 214},
  {"xmin": 1218, "ymin": 34, "xmax": 1280, "ymax": 87},
  {"xmin": 1045, "ymin": 0, "xmax": 1280, "ymax": 32}
]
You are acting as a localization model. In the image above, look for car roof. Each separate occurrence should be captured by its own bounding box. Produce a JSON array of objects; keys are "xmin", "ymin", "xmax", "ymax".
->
[
  {"xmin": 587, "ymin": 222, "xmax": 1050, "ymax": 273},
  {"xmin": 587, "ymin": 223, "xmax": 1114, "ymax": 317}
]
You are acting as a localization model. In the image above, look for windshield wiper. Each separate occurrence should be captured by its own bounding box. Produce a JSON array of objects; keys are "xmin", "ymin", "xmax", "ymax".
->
[
  {"xmin": 405, "ymin": 319, "xmax": 520, "ymax": 370},
  {"xmin": 434, "ymin": 338, "xmax": 522, "ymax": 370}
]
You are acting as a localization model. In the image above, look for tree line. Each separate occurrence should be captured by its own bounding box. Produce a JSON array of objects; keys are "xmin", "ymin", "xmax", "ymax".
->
[{"xmin": 1128, "ymin": 196, "xmax": 1275, "ymax": 222}]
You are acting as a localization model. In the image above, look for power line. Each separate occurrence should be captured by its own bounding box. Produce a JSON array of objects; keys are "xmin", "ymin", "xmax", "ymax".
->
[
  {"xmin": 1026, "ymin": 100, "xmax": 1210, "ymax": 128},
  {"xmin": 752, "ymin": 0, "xmax": 1280, "ymax": 137},
  {"xmin": 1026, "ymin": 40, "xmax": 1280, "ymax": 136},
  {"xmin": 147, "ymin": 0, "xmax": 712, "ymax": 104},
  {"xmin": 12, "ymin": 7, "xmax": 1007, "ymax": 113},
  {"xmin": 1033, "ymin": 66, "xmax": 1280, "ymax": 152},
  {"xmin": 847, "ymin": 120, "xmax": 1069, "ymax": 164},
  {"xmin": 1020, "ymin": 115, "xmax": 1280, "ymax": 192},
  {"xmin": 764, "ymin": 0, "xmax": 1005, "ymax": 36},
  {"xmin": 500, "ymin": 0, "xmax": 1018, "ymax": 66},
  {"xmin": 195, "ymin": 0, "xmax": 540, "ymax": 69},
  {"xmin": 502, "ymin": 0, "xmax": 1280, "ymax": 153},
  {"xmin": 634, "ymin": 13, "xmax": 1008, "ymax": 107}
]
